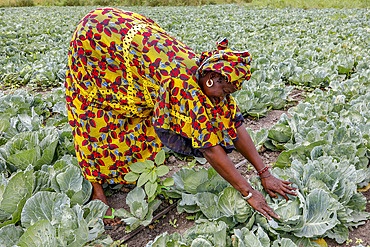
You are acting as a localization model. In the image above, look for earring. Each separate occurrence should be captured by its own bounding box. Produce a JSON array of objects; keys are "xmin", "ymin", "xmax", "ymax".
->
[{"xmin": 206, "ymin": 79, "xmax": 214, "ymax": 87}]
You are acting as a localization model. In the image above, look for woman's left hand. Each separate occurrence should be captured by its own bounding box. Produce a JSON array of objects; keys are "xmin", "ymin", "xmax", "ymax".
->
[{"xmin": 261, "ymin": 174, "xmax": 297, "ymax": 201}]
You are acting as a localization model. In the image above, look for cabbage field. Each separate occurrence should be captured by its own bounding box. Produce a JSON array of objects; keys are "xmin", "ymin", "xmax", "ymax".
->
[{"xmin": 0, "ymin": 4, "xmax": 369, "ymax": 247}]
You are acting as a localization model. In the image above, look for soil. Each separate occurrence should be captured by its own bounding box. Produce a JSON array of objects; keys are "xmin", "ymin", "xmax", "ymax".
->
[{"xmin": 245, "ymin": 110, "xmax": 287, "ymax": 131}]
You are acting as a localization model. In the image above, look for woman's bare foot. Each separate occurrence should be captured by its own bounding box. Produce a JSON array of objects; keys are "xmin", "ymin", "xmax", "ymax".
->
[{"xmin": 91, "ymin": 182, "xmax": 121, "ymax": 225}]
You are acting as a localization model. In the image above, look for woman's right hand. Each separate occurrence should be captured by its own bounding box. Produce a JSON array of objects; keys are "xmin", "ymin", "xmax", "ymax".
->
[{"xmin": 246, "ymin": 189, "xmax": 280, "ymax": 221}]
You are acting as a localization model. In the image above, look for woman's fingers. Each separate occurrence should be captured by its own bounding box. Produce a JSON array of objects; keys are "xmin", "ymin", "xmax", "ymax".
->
[
  {"xmin": 283, "ymin": 183, "xmax": 297, "ymax": 190},
  {"xmin": 258, "ymin": 208, "xmax": 272, "ymax": 220},
  {"xmin": 270, "ymin": 183, "xmax": 289, "ymax": 200},
  {"xmin": 264, "ymin": 206, "xmax": 280, "ymax": 219},
  {"xmin": 259, "ymin": 205, "xmax": 280, "ymax": 220},
  {"xmin": 247, "ymin": 190, "xmax": 280, "ymax": 220},
  {"xmin": 283, "ymin": 185, "xmax": 298, "ymax": 195},
  {"xmin": 278, "ymin": 190, "xmax": 289, "ymax": 201},
  {"xmin": 256, "ymin": 206, "xmax": 275, "ymax": 221},
  {"xmin": 266, "ymin": 189, "xmax": 278, "ymax": 199},
  {"xmin": 265, "ymin": 182, "xmax": 288, "ymax": 200},
  {"xmin": 282, "ymin": 180, "xmax": 292, "ymax": 185}
]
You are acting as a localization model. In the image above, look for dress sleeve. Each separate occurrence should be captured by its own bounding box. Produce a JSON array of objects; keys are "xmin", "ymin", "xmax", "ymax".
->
[{"xmin": 153, "ymin": 77, "xmax": 244, "ymax": 157}]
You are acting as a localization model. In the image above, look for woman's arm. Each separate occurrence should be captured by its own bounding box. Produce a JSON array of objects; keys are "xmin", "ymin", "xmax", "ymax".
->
[
  {"xmin": 234, "ymin": 124, "xmax": 297, "ymax": 200},
  {"xmin": 200, "ymin": 145, "xmax": 280, "ymax": 220}
]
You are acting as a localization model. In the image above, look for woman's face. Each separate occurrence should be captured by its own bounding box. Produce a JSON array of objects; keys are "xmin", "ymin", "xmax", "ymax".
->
[{"xmin": 199, "ymin": 71, "xmax": 237, "ymax": 105}]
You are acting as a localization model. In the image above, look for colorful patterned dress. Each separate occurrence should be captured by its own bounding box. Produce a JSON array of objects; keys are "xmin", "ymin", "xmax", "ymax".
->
[{"xmin": 65, "ymin": 8, "xmax": 249, "ymax": 184}]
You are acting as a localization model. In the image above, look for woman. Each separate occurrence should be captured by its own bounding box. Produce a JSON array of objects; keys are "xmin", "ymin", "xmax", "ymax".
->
[{"xmin": 65, "ymin": 8, "xmax": 297, "ymax": 225}]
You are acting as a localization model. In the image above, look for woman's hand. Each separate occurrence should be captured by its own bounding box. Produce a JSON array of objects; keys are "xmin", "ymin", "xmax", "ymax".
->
[
  {"xmin": 234, "ymin": 126, "xmax": 297, "ymax": 201},
  {"xmin": 261, "ymin": 174, "xmax": 297, "ymax": 201},
  {"xmin": 246, "ymin": 189, "xmax": 280, "ymax": 220}
]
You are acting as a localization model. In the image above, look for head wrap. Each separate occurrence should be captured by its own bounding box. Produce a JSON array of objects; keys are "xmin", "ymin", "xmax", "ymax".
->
[{"xmin": 197, "ymin": 38, "xmax": 252, "ymax": 90}]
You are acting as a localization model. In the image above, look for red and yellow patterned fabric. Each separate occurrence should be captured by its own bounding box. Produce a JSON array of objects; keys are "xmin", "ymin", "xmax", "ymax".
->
[
  {"xmin": 65, "ymin": 8, "xmax": 248, "ymax": 184},
  {"xmin": 198, "ymin": 38, "xmax": 252, "ymax": 90}
]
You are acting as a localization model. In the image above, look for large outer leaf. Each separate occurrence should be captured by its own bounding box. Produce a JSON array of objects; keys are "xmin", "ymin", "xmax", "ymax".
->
[
  {"xmin": 218, "ymin": 187, "xmax": 253, "ymax": 223},
  {"xmin": 196, "ymin": 172, "xmax": 229, "ymax": 194},
  {"xmin": 183, "ymin": 169, "xmax": 208, "ymax": 194},
  {"xmin": 0, "ymin": 170, "xmax": 33, "ymax": 222},
  {"xmin": 0, "ymin": 224, "xmax": 24, "ymax": 247},
  {"xmin": 7, "ymin": 147, "xmax": 41, "ymax": 170},
  {"xmin": 256, "ymin": 225, "xmax": 270, "ymax": 247},
  {"xmin": 70, "ymin": 177, "xmax": 92, "ymax": 205},
  {"xmin": 82, "ymin": 200, "xmax": 108, "ymax": 229},
  {"xmin": 183, "ymin": 221, "xmax": 228, "ymax": 246},
  {"xmin": 55, "ymin": 165, "xmax": 83, "ymax": 194},
  {"xmin": 0, "ymin": 119, "xmax": 10, "ymax": 133},
  {"xmin": 67, "ymin": 205, "xmax": 90, "ymax": 245},
  {"xmin": 285, "ymin": 236, "xmax": 321, "ymax": 247},
  {"xmin": 268, "ymin": 121, "xmax": 292, "ymax": 143},
  {"xmin": 126, "ymin": 187, "xmax": 146, "ymax": 206},
  {"xmin": 270, "ymin": 196, "xmax": 304, "ymax": 232},
  {"xmin": 177, "ymin": 199, "xmax": 200, "ymax": 213},
  {"xmin": 141, "ymin": 200, "xmax": 161, "ymax": 227},
  {"xmin": 294, "ymin": 189, "xmax": 340, "ymax": 238},
  {"xmin": 196, "ymin": 192, "xmax": 222, "ymax": 220},
  {"xmin": 275, "ymin": 141, "xmax": 327, "ymax": 168},
  {"xmin": 17, "ymin": 113, "xmax": 40, "ymax": 132},
  {"xmin": 17, "ymin": 220, "xmax": 58, "ymax": 247},
  {"xmin": 325, "ymin": 224, "xmax": 349, "ymax": 244},
  {"xmin": 233, "ymin": 228, "xmax": 263, "ymax": 247},
  {"xmin": 114, "ymin": 208, "xmax": 132, "ymax": 219},
  {"xmin": 35, "ymin": 138, "xmax": 58, "ymax": 169},
  {"xmin": 0, "ymin": 209, "xmax": 9, "ymax": 222},
  {"xmin": 21, "ymin": 191, "xmax": 70, "ymax": 228},
  {"xmin": 246, "ymin": 128, "xmax": 269, "ymax": 151},
  {"xmin": 172, "ymin": 168, "xmax": 209, "ymax": 194},
  {"xmin": 33, "ymin": 170, "xmax": 50, "ymax": 194},
  {"xmin": 0, "ymin": 174, "xmax": 8, "ymax": 201},
  {"xmin": 173, "ymin": 169, "xmax": 195, "ymax": 191}
]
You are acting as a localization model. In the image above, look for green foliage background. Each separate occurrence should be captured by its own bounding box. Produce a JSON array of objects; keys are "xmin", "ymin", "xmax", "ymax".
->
[
  {"xmin": 0, "ymin": 0, "xmax": 369, "ymax": 7},
  {"xmin": 0, "ymin": 0, "xmax": 248, "ymax": 7}
]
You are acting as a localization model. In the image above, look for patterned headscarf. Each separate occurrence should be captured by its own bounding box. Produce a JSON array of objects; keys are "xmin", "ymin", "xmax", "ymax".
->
[{"xmin": 198, "ymin": 38, "xmax": 252, "ymax": 90}]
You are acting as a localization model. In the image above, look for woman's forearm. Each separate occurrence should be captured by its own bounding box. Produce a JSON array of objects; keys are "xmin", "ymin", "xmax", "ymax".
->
[
  {"xmin": 234, "ymin": 124, "xmax": 270, "ymax": 174},
  {"xmin": 200, "ymin": 145, "xmax": 253, "ymax": 197}
]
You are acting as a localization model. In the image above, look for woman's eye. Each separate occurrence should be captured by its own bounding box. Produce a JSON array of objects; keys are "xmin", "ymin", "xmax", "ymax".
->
[{"xmin": 217, "ymin": 77, "xmax": 226, "ymax": 84}]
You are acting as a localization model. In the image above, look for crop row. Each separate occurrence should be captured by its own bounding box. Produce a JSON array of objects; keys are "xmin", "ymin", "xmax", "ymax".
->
[{"xmin": 2, "ymin": 6, "xmax": 369, "ymax": 116}]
